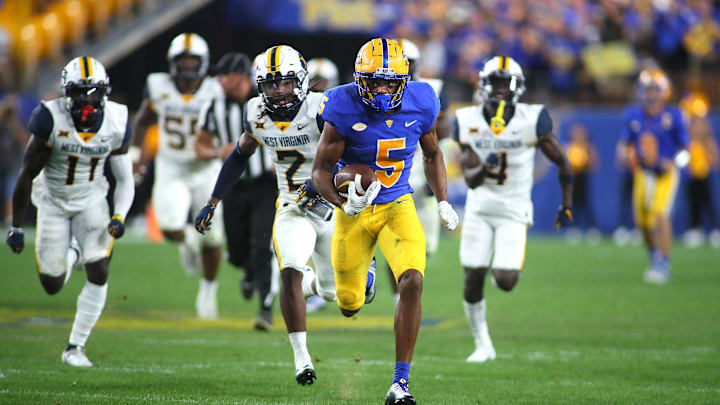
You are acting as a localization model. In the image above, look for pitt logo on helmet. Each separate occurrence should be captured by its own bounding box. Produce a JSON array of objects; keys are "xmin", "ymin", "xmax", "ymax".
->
[{"xmin": 354, "ymin": 38, "xmax": 409, "ymax": 112}]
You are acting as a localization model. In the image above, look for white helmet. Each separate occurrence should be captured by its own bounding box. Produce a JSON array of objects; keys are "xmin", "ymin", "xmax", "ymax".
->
[
  {"xmin": 255, "ymin": 45, "xmax": 308, "ymax": 112},
  {"xmin": 250, "ymin": 52, "xmax": 264, "ymax": 89},
  {"xmin": 398, "ymin": 38, "xmax": 421, "ymax": 78},
  {"xmin": 306, "ymin": 58, "xmax": 339, "ymax": 90},
  {"xmin": 61, "ymin": 56, "xmax": 110, "ymax": 127},
  {"xmin": 478, "ymin": 56, "xmax": 526, "ymax": 105},
  {"xmin": 167, "ymin": 33, "xmax": 210, "ymax": 80}
]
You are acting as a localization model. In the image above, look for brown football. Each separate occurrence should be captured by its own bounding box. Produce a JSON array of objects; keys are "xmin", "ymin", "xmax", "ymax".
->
[{"xmin": 334, "ymin": 164, "xmax": 377, "ymax": 196}]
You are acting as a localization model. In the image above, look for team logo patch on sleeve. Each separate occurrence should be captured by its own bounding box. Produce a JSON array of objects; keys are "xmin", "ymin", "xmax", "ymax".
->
[
  {"xmin": 385, "ymin": 120, "xmax": 393, "ymax": 128},
  {"xmin": 352, "ymin": 122, "xmax": 367, "ymax": 131}
]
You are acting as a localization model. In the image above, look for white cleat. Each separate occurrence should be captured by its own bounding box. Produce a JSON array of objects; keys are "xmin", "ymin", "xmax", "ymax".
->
[
  {"xmin": 196, "ymin": 290, "xmax": 219, "ymax": 320},
  {"xmin": 179, "ymin": 243, "xmax": 201, "ymax": 277},
  {"xmin": 466, "ymin": 345, "xmax": 497, "ymax": 363},
  {"xmin": 643, "ymin": 269, "xmax": 670, "ymax": 285},
  {"xmin": 61, "ymin": 347, "xmax": 93, "ymax": 367}
]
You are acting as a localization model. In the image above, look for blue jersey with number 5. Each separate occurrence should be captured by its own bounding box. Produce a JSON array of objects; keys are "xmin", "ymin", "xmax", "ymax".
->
[{"xmin": 318, "ymin": 81, "xmax": 440, "ymax": 204}]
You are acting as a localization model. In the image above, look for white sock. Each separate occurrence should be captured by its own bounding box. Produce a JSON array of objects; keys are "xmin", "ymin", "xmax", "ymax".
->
[
  {"xmin": 69, "ymin": 281, "xmax": 108, "ymax": 347},
  {"xmin": 64, "ymin": 248, "xmax": 79, "ymax": 285},
  {"xmin": 300, "ymin": 267, "xmax": 317, "ymax": 299},
  {"xmin": 288, "ymin": 331, "xmax": 312, "ymax": 372},
  {"xmin": 464, "ymin": 299, "xmax": 493, "ymax": 349}
]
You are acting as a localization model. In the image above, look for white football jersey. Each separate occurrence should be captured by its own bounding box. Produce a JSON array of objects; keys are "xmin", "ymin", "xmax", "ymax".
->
[
  {"xmin": 409, "ymin": 77, "xmax": 444, "ymax": 193},
  {"xmin": 32, "ymin": 99, "xmax": 129, "ymax": 212},
  {"xmin": 146, "ymin": 72, "xmax": 224, "ymax": 166},
  {"xmin": 456, "ymin": 102, "xmax": 544, "ymax": 224},
  {"xmin": 244, "ymin": 92, "xmax": 324, "ymax": 204}
]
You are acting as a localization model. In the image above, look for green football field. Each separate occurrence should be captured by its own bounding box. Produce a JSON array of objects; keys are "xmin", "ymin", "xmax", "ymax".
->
[{"xmin": 1, "ymin": 235, "xmax": 719, "ymax": 404}]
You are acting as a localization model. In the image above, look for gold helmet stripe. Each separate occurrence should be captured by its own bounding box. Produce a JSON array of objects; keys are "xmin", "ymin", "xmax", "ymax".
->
[
  {"xmin": 503, "ymin": 56, "xmax": 508, "ymax": 70},
  {"xmin": 86, "ymin": 57, "xmax": 94, "ymax": 77},
  {"xmin": 272, "ymin": 45, "xmax": 283, "ymax": 72},
  {"xmin": 80, "ymin": 57, "xmax": 90, "ymax": 78},
  {"xmin": 183, "ymin": 33, "xmax": 193, "ymax": 52}
]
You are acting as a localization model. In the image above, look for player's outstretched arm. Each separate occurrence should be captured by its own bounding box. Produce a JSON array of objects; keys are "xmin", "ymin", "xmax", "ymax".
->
[
  {"xmin": 538, "ymin": 132, "xmax": 574, "ymax": 229},
  {"xmin": 312, "ymin": 122, "xmax": 346, "ymax": 209},
  {"xmin": 107, "ymin": 143, "xmax": 135, "ymax": 239},
  {"xmin": 420, "ymin": 119, "xmax": 458, "ymax": 230},
  {"xmin": 7, "ymin": 136, "xmax": 52, "ymax": 253},
  {"xmin": 195, "ymin": 132, "xmax": 257, "ymax": 234}
]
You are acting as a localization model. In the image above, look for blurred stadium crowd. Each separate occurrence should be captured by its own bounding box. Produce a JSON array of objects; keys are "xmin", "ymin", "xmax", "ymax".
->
[{"xmin": 1, "ymin": 0, "xmax": 720, "ymax": 245}]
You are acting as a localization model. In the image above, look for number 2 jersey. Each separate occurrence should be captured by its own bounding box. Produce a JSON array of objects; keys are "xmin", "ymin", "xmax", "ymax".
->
[
  {"xmin": 145, "ymin": 73, "xmax": 224, "ymax": 169},
  {"xmin": 243, "ymin": 92, "xmax": 324, "ymax": 204},
  {"xmin": 28, "ymin": 98, "xmax": 131, "ymax": 212},
  {"xmin": 455, "ymin": 103, "xmax": 551, "ymax": 225},
  {"xmin": 318, "ymin": 81, "xmax": 441, "ymax": 204}
]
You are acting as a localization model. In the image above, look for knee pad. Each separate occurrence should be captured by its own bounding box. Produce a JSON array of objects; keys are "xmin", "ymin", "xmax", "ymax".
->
[{"xmin": 336, "ymin": 287, "xmax": 362, "ymax": 311}]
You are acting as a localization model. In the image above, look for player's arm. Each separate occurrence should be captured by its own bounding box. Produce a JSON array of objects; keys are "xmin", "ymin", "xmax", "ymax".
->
[
  {"xmin": 312, "ymin": 122, "xmax": 346, "ymax": 208},
  {"xmin": 419, "ymin": 119, "xmax": 448, "ymax": 202},
  {"xmin": 195, "ymin": 129, "xmax": 234, "ymax": 160},
  {"xmin": 7, "ymin": 136, "xmax": 52, "ymax": 253},
  {"xmin": 538, "ymin": 131, "xmax": 574, "ymax": 229},
  {"xmin": 132, "ymin": 99, "xmax": 158, "ymax": 167},
  {"xmin": 194, "ymin": 132, "xmax": 258, "ymax": 234},
  {"xmin": 107, "ymin": 120, "xmax": 135, "ymax": 239},
  {"xmin": 460, "ymin": 145, "xmax": 485, "ymax": 188},
  {"xmin": 420, "ymin": 119, "xmax": 459, "ymax": 230}
]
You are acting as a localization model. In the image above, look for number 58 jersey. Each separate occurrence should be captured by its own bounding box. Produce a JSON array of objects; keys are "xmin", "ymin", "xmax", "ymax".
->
[
  {"xmin": 243, "ymin": 92, "xmax": 324, "ymax": 204},
  {"xmin": 455, "ymin": 103, "xmax": 545, "ymax": 225},
  {"xmin": 145, "ymin": 72, "xmax": 223, "ymax": 167}
]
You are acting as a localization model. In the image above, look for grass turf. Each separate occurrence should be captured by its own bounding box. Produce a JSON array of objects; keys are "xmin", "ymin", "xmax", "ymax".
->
[{"xmin": 0, "ymin": 236, "xmax": 719, "ymax": 404}]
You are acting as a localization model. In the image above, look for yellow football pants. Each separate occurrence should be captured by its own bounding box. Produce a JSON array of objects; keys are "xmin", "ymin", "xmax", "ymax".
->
[
  {"xmin": 332, "ymin": 194, "xmax": 426, "ymax": 311},
  {"xmin": 633, "ymin": 169, "xmax": 679, "ymax": 229}
]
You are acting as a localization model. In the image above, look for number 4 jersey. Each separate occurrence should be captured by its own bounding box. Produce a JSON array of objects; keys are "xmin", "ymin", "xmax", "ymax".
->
[
  {"xmin": 145, "ymin": 72, "xmax": 223, "ymax": 167},
  {"xmin": 28, "ymin": 98, "xmax": 130, "ymax": 212},
  {"xmin": 243, "ymin": 92, "xmax": 324, "ymax": 204},
  {"xmin": 455, "ymin": 103, "xmax": 548, "ymax": 225}
]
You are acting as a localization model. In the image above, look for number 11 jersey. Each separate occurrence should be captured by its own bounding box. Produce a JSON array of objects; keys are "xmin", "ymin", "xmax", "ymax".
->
[{"xmin": 455, "ymin": 103, "xmax": 545, "ymax": 225}]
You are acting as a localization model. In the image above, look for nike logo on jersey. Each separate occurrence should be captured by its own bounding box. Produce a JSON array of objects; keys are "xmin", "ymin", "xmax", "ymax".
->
[
  {"xmin": 100, "ymin": 136, "xmax": 111, "ymax": 143},
  {"xmin": 297, "ymin": 123, "xmax": 307, "ymax": 130},
  {"xmin": 404, "ymin": 120, "xmax": 418, "ymax": 127}
]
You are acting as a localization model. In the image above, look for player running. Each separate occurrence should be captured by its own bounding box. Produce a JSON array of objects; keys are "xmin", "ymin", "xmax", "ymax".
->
[
  {"xmin": 194, "ymin": 45, "xmax": 375, "ymax": 385},
  {"xmin": 622, "ymin": 69, "xmax": 689, "ymax": 283},
  {"xmin": 455, "ymin": 56, "xmax": 574, "ymax": 363},
  {"xmin": 132, "ymin": 33, "xmax": 225, "ymax": 318},
  {"xmin": 6, "ymin": 57, "xmax": 134, "ymax": 367},
  {"xmin": 311, "ymin": 38, "xmax": 459, "ymax": 405}
]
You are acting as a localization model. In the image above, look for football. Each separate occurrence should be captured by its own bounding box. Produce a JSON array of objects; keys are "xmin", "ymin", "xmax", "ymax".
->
[{"xmin": 334, "ymin": 164, "xmax": 377, "ymax": 196}]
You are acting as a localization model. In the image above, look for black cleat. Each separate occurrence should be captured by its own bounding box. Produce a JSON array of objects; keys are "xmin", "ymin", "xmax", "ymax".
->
[
  {"xmin": 240, "ymin": 278, "xmax": 254, "ymax": 300},
  {"xmin": 295, "ymin": 367, "xmax": 316, "ymax": 385},
  {"xmin": 385, "ymin": 379, "xmax": 416, "ymax": 404}
]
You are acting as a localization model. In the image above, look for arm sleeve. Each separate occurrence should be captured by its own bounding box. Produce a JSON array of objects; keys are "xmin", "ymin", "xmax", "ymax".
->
[
  {"xmin": 27, "ymin": 104, "xmax": 54, "ymax": 142},
  {"xmin": 621, "ymin": 109, "xmax": 636, "ymax": 145},
  {"xmin": 451, "ymin": 116, "xmax": 460, "ymax": 143},
  {"xmin": 243, "ymin": 105, "xmax": 253, "ymax": 136},
  {"xmin": 316, "ymin": 113, "xmax": 326, "ymax": 133},
  {"xmin": 317, "ymin": 89, "xmax": 340, "ymax": 129},
  {"xmin": 109, "ymin": 153, "xmax": 134, "ymax": 219},
  {"xmin": 536, "ymin": 107, "xmax": 553, "ymax": 137},
  {"xmin": 421, "ymin": 84, "xmax": 442, "ymax": 134},
  {"xmin": 211, "ymin": 146, "xmax": 252, "ymax": 199},
  {"xmin": 675, "ymin": 108, "xmax": 690, "ymax": 149}
]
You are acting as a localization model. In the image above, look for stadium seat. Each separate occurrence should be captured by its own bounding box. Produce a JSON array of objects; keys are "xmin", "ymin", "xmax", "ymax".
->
[
  {"xmin": 36, "ymin": 11, "xmax": 64, "ymax": 63},
  {"xmin": 52, "ymin": 0, "xmax": 88, "ymax": 47},
  {"xmin": 81, "ymin": 0, "xmax": 111, "ymax": 36}
]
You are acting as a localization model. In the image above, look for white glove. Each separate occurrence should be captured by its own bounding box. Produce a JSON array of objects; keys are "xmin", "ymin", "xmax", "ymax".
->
[
  {"xmin": 438, "ymin": 200, "xmax": 459, "ymax": 230},
  {"xmin": 342, "ymin": 175, "xmax": 381, "ymax": 217}
]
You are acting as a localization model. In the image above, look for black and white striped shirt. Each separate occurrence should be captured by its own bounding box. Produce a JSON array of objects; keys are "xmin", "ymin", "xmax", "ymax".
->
[{"xmin": 199, "ymin": 96, "xmax": 274, "ymax": 180}]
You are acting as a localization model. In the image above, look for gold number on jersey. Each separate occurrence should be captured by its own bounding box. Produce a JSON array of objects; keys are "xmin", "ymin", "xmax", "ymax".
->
[
  {"xmin": 318, "ymin": 96, "xmax": 329, "ymax": 115},
  {"xmin": 276, "ymin": 150, "xmax": 306, "ymax": 192},
  {"xmin": 164, "ymin": 115, "xmax": 198, "ymax": 150},
  {"xmin": 376, "ymin": 138, "xmax": 405, "ymax": 187},
  {"xmin": 66, "ymin": 156, "xmax": 100, "ymax": 185},
  {"xmin": 485, "ymin": 151, "xmax": 508, "ymax": 185}
]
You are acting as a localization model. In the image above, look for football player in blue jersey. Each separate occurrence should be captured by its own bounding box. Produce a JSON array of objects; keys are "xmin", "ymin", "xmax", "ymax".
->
[
  {"xmin": 311, "ymin": 38, "xmax": 459, "ymax": 405},
  {"xmin": 622, "ymin": 69, "xmax": 690, "ymax": 284}
]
